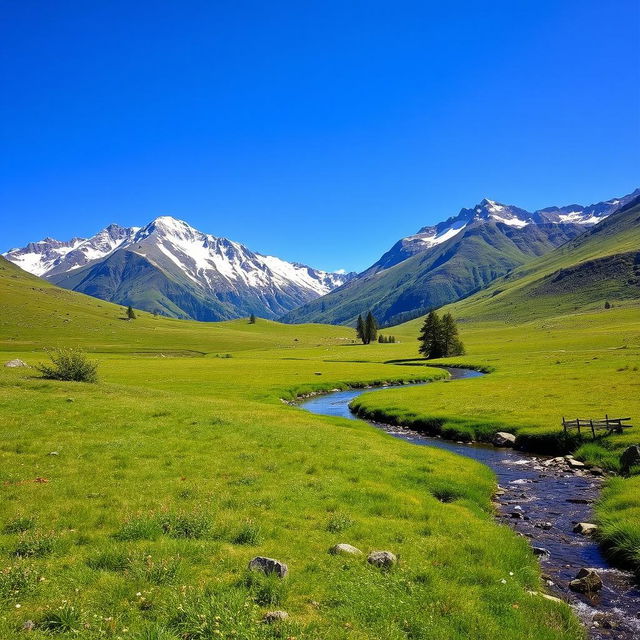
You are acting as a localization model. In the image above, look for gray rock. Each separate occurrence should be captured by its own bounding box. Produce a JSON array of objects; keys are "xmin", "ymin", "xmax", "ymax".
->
[
  {"xmin": 22, "ymin": 620, "xmax": 36, "ymax": 631},
  {"xmin": 493, "ymin": 432, "xmax": 516, "ymax": 447},
  {"xmin": 367, "ymin": 550, "xmax": 397, "ymax": 568},
  {"xmin": 569, "ymin": 568, "xmax": 602, "ymax": 593},
  {"xmin": 5, "ymin": 359, "xmax": 28, "ymax": 368},
  {"xmin": 567, "ymin": 458, "xmax": 585, "ymax": 469},
  {"xmin": 532, "ymin": 547, "xmax": 548, "ymax": 556},
  {"xmin": 573, "ymin": 522, "xmax": 598, "ymax": 536},
  {"xmin": 248, "ymin": 556, "xmax": 288, "ymax": 578},
  {"xmin": 620, "ymin": 445, "xmax": 640, "ymax": 473},
  {"xmin": 262, "ymin": 610, "xmax": 289, "ymax": 623},
  {"xmin": 329, "ymin": 543, "xmax": 362, "ymax": 556}
]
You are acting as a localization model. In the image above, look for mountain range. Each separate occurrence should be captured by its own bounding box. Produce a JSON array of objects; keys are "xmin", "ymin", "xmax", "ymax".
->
[
  {"xmin": 3, "ymin": 217, "xmax": 354, "ymax": 321},
  {"xmin": 4, "ymin": 188, "xmax": 638, "ymax": 324},
  {"xmin": 281, "ymin": 189, "xmax": 640, "ymax": 326}
]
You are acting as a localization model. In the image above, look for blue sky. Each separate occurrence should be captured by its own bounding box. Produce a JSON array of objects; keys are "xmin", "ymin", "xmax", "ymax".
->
[{"xmin": 2, "ymin": 1, "xmax": 639, "ymax": 272}]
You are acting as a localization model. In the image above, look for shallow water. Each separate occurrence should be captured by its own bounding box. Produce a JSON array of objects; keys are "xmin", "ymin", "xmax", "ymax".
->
[{"xmin": 298, "ymin": 368, "xmax": 640, "ymax": 639}]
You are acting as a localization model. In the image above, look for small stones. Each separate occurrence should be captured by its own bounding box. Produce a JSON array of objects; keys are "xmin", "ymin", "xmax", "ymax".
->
[
  {"xmin": 48, "ymin": 451, "xmax": 59, "ymax": 456},
  {"xmin": 573, "ymin": 522, "xmax": 598, "ymax": 536},
  {"xmin": 248, "ymin": 556, "xmax": 288, "ymax": 578},
  {"xmin": 535, "ymin": 521, "xmax": 553, "ymax": 530},
  {"xmin": 329, "ymin": 543, "xmax": 362, "ymax": 556},
  {"xmin": 569, "ymin": 568, "xmax": 602, "ymax": 593},
  {"xmin": 262, "ymin": 610, "xmax": 289, "ymax": 624},
  {"xmin": 5, "ymin": 359, "xmax": 28, "ymax": 368},
  {"xmin": 592, "ymin": 612, "xmax": 618, "ymax": 630},
  {"xmin": 367, "ymin": 550, "xmax": 397, "ymax": 568},
  {"xmin": 22, "ymin": 620, "xmax": 36, "ymax": 631},
  {"xmin": 493, "ymin": 432, "xmax": 517, "ymax": 447}
]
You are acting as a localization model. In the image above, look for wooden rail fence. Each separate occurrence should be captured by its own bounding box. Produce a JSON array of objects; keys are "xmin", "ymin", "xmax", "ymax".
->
[{"xmin": 562, "ymin": 415, "xmax": 633, "ymax": 437}]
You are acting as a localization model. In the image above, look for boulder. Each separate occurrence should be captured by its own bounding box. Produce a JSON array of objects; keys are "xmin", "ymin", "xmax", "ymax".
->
[
  {"xmin": 569, "ymin": 568, "xmax": 602, "ymax": 593},
  {"xmin": 493, "ymin": 432, "xmax": 516, "ymax": 447},
  {"xmin": 367, "ymin": 550, "xmax": 397, "ymax": 568},
  {"xmin": 329, "ymin": 543, "xmax": 362, "ymax": 556},
  {"xmin": 567, "ymin": 459, "xmax": 585, "ymax": 469},
  {"xmin": 620, "ymin": 445, "xmax": 640, "ymax": 473},
  {"xmin": 4, "ymin": 359, "xmax": 28, "ymax": 368},
  {"xmin": 248, "ymin": 556, "xmax": 288, "ymax": 578},
  {"xmin": 573, "ymin": 522, "xmax": 598, "ymax": 536},
  {"xmin": 262, "ymin": 611, "xmax": 288, "ymax": 623},
  {"xmin": 532, "ymin": 547, "xmax": 548, "ymax": 556}
]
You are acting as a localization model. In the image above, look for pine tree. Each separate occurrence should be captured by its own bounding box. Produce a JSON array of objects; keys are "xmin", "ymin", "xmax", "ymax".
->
[
  {"xmin": 365, "ymin": 311, "xmax": 378, "ymax": 345},
  {"xmin": 356, "ymin": 314, "xmax": 365, "ymax": 343},
  {"xmin": 126, "ymin": 305, "xmax": 136, "ymax": 320},
  {"xmin": 249, "ymin": 313, "xmax": 256, "ymax": 324},
  {"xmin": 440, "ymin": 313, "xmax": 465, "ymax": 356},
  {"xmin": 418, "ymin": 311, "xmax": 443, "ymax": 359}
]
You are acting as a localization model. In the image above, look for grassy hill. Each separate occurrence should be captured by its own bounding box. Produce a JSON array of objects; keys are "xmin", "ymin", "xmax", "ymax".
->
[{"xmin": 0, "ymin": 260, "xmax": 584, "ymax": 639}]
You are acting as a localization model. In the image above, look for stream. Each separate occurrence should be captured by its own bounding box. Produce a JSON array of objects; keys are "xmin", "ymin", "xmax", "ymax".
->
[{"xmin": 298, "ymin": 367, "xmax": 639, "ymax": 639}]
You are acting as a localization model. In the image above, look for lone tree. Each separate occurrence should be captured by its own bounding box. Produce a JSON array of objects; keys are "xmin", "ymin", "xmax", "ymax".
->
[
  {"xmin": 440, "ymin": 312, "xmax": 465, "ymax": 357},
  {"xmin": 249, "ymin": 313, "xmax": 256, "ymax": 324},
  {"xmin": 365, "ymin": 311, "xmax": 378, "ymax": 344},
  {"xmin": 418, "ymin": 311, "xmax": 443, "ymax": 358},
  {"xmin": 126, "ymin": 305, "xmax": 136, "ymax": 320},
  {"xmin": 418, "ymin": 311, "xmax": 464, "ymax": 359}
]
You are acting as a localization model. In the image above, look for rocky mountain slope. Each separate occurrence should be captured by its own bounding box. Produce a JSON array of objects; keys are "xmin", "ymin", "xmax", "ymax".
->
[{"xmin": 4, "ymin": 216, "xmax": 353, "ymax": 321}]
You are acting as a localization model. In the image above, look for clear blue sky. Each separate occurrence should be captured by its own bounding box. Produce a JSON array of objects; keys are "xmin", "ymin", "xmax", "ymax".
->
[{"xmin": 2, "ymin": 1, "xmax": 639, "ymax": 272}]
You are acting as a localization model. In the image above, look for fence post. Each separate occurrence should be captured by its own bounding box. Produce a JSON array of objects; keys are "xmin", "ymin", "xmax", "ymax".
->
[
  {"xmin": 577, "ymin": 418, "xmax": 580, "ymax": 435},
  {"xmin": 590, "ymin": 419, "xmax": 595, "ymax": 438}
]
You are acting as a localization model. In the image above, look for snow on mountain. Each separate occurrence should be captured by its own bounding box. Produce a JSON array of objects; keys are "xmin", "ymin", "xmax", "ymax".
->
[
  {"xmin": 3, "ymin": 216, "xmax": 353, "ymax": 318},
  {"xmin": 365, "ymin": 189, "xmax": 638, "ymax": 275},
  {"xmin": 4, "ymin": 224, "xmax": 139, "ymax": 277}
]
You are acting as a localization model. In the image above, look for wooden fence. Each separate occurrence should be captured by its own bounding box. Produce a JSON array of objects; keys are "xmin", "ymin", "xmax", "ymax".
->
[{"xmin": 562, "ymin": 415, "xmax": 633, "ymax": 437}]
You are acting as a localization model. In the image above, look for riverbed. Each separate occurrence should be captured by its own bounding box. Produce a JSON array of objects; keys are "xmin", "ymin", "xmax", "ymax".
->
[{"xmin": 298, "ymin": 368, "xmax": 639, "ymax": 639}]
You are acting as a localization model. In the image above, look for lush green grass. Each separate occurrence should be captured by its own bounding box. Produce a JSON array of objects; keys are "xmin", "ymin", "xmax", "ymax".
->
[{"xmin": 0, "ymin": 262, "xmax": 585, "ymax": 639}]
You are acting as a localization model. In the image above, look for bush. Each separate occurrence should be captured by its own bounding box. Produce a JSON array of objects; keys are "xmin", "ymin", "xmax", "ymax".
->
[
  {"xmin": 232, "ymin": 520, "xmax": 262, "ymax": 545},
  {"xmin": 36, "ymin": 348, "xmax": 98, "ymax": 383}
]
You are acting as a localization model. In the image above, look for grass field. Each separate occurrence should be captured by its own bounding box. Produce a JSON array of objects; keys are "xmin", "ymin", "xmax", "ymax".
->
[{"xmin": 0, "ymin": 258, "xmax": 586, "ymax": 639}]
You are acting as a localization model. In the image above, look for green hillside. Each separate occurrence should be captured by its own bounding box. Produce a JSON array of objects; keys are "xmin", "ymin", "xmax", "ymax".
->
[
  {"xmin": 282, "ymin": 221, "xmax": 583, "ymax": 326},
  {"xmin": 0, "ymin": 259, "xmax": 584, "ymax": 639},
  {"xmin": 447, "ymin": 195, "xmax": 640, "ymax": 322}
]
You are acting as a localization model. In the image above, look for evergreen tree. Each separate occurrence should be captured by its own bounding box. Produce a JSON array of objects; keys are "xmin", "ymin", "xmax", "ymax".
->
[
  {"xmin": 440, "ymin": 312, "xmax": 465, "ymax": 356},
  {"xmin": 356, "ymin": 314, "xmax": 365, "ymax": 343},
  {"xmin": 249, "ymin": 313, "xmax": 256, "ymax": 324},
  {"xmin": 126, "ymin": 305, "xmax": 136, "ymax": 320},
  {"xmin": 418, "ymin": 311, "xmax": 443, "ymax": 359},
  {"xmin": 365, "ymin": 311, "xmax": 378, "ymax": 344},
  {"xmin": 378, "ymin": 334, "xmax": 384, "ymax": 343},
  {"xmin": 604, "ymin": 301, "xmax": 611, "ymax": 309}
]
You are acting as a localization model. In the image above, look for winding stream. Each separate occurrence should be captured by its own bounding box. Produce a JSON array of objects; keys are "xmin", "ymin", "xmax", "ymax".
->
[{"xmin": 298, "ymin": 368, "xmax": 639, "ymax": 639}]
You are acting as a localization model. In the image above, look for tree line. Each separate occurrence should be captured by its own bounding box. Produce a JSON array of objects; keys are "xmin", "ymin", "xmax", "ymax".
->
[{"xmin": 418, "ymin": 311, "xmax": 465, "ymax": 359}]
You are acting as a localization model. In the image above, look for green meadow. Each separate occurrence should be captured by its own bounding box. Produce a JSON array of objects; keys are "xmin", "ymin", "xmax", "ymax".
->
[{"xmin": 0, "ymin": 258, "xmax": 588, "ymax": 639}]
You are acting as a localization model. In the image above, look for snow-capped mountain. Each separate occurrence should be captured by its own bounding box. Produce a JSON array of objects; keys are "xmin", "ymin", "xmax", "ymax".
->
[
  {"xmin": 3, "ymin": 216, "xmax": 354, "ymax": 321},
  {"xmin": 366, "ymin": 189, "xmax": 640, "ymax": 274},
  {"xmin": 283, "ymin": 187, "xmax": 640, "ymax": 326}
]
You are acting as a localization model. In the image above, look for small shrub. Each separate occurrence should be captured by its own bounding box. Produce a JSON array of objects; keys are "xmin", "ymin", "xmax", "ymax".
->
[
  {"xmin": 36, "ymin": 348, "xmax": 98, "ymax": 383},
  {"xmin": 242, "ymin": 571, "xmax": 288, "ymax": 606},
  {"xmin": 132, "ymin": 554, "xmax": 182, "ymax": 585},
  {"xmin": 157, "ymin": 513, "xmax": 212, "ymax": 539},
  {"xmin": 14, "ymin": 533, "xmax": 56, "ymax": 558},
  {"xmin": 232, "ymin": 521, "xmax": 261, "ymax": 545},
  {"xmin": 3, "ymin": 516, "xmax": 36, "ymax": 534},
  {"xmin": 114, "ymin": 517, "xmax": 162, "ymax": 542},
  {"xmin": 431, "ymin": 487, "xmax": 461, "ymax": 503},
  {"xmin": 326, "ymin": 513, "xmax": 354, "ymax": 533},
  {"xmin": 86, "ymin": 548, "xmax": 130, "ymax": 572},
  {"xmin": 0, "ymin": 563, "xmax": 39, "ymax": 599},
  {"xmin": 39, "ymin": 602, "xmax": 83, "ymax": 633}
]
